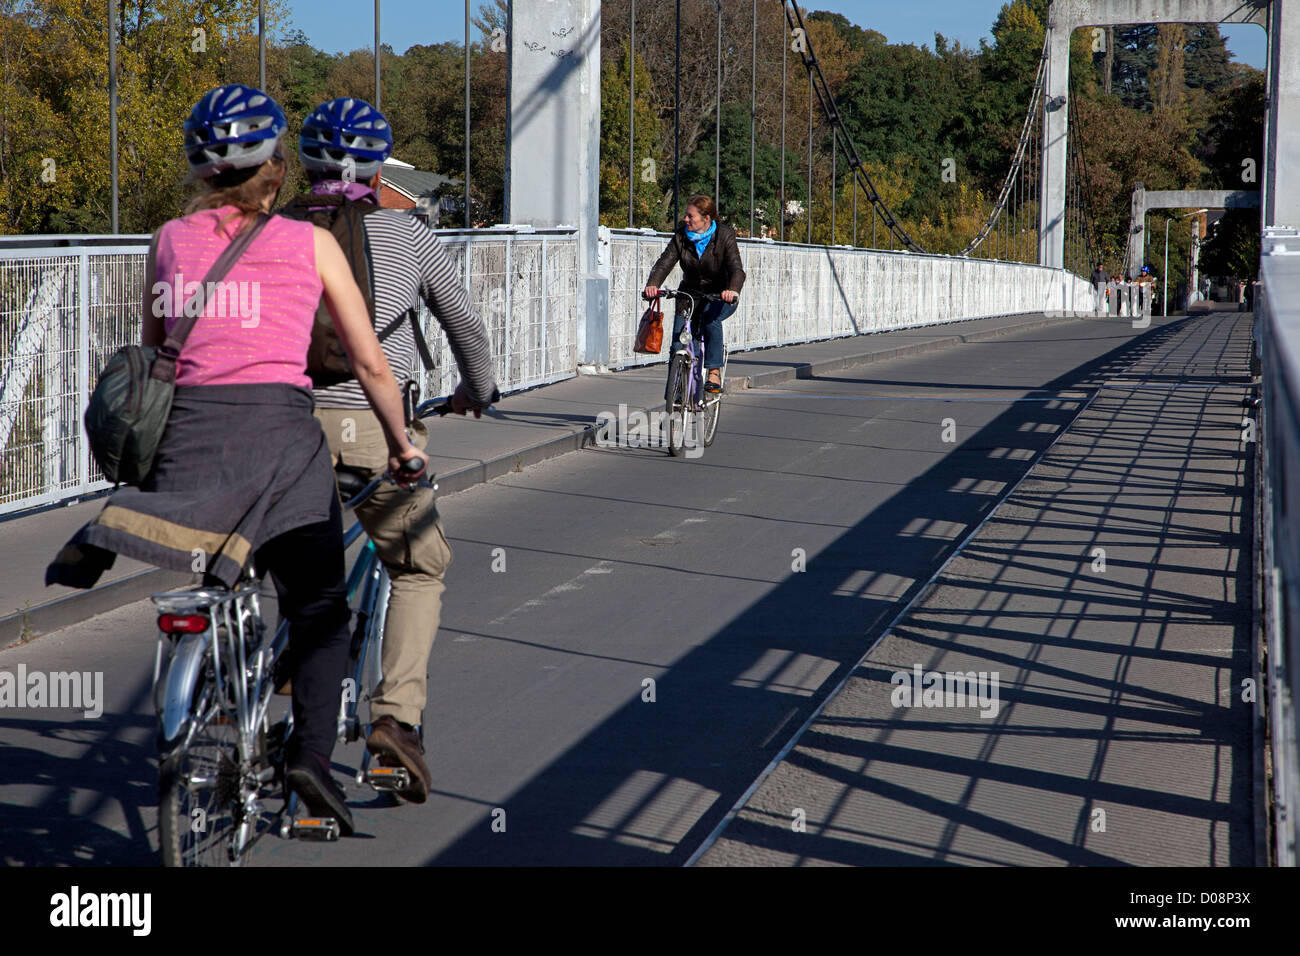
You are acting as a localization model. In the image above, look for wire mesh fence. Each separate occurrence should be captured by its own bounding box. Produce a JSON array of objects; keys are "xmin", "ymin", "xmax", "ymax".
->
[
  {"xmin": 0, "ymin": 246, "xmax": 148, "ymax": 515},
  {"xmin": 2, "ymin": 227, "xmax": 1090, "ymax": 515},
  {"xmin": 0, "ymin": 229, "xmax": 580, "ymax": 516},
  {"xmin": 423, "ymin": 228, "xmax": 579, "ymax": 398},
  {"xmin": 608, "ymin": 230, "xmax": 1096, "ymax": 369}
]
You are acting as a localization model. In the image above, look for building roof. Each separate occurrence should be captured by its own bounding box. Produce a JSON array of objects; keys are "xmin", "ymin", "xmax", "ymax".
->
[{"xmin": 381, "ymin": 160, "xmax": 461, "ymax": 202}]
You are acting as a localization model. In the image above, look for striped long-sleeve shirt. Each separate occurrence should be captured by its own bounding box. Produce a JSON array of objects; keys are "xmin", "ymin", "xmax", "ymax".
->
[{"xmin": 313, "ymin": 209, "xmax": 496, "ymax": 409}]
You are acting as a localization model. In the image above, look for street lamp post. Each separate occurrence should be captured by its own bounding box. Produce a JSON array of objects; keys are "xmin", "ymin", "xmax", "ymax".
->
[
  {"xmin": 258, "ymin": 0, "xmax": 266, "ymax": 90},
  {"xmin": 715, "ymin": 1, "xmax": 722, "ymax": 211},
  {"xmin": 673, "ymin": 0, "xmax": 680, "ymax": 225},
  {"xmin": 1164, "ymin": 209, "xmax": 1206, "ymax": 317},
  {"xmin": 109, "ymin": 0, "xmax": 118, "ymax": 233}
]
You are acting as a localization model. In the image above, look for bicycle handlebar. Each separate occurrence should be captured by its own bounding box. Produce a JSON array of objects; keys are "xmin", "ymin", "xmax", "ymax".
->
[
  {"xmin": 340, "ymin": 469, "xmax": 437, "ymax": 510},
  {"xmin": 415, "ymin": 386, "xmax": 502, "ymax": 419},
  {"xmin": 646, "ymin": 288, "xmax": 731, "ymax": 304}
]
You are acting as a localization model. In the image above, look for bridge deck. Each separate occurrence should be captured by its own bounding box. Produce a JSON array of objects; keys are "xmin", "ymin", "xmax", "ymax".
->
[
  {"xmin": 0, "ymin": 311, "xmax": 1260, "ymax": 866},
  {"xmin": 699, "ymin": 313, "xmax": 1257, "ymax": 866}
]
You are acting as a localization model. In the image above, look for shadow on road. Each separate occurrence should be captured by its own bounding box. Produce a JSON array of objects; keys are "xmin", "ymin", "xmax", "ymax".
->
[{"xmin": 421, "ymin": 317, "xmax": 1253, "ymax": 865}]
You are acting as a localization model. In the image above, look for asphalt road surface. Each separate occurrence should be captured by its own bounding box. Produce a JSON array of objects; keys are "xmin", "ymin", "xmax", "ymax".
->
[{"xmin": 0, "ymin": 314, "xmax": 1175, "ymax": 866}]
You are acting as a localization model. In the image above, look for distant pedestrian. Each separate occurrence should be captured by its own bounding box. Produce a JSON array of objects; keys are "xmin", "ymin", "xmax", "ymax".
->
[{"xmin": 1091, "ymin": 262, "xmax": 1107, "ymax": 313}]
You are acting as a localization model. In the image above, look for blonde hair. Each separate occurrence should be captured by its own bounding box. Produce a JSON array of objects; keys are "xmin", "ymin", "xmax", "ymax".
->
[{"xmin": 185, "ymin": 152, "xmax": 287, "ymax": 235}]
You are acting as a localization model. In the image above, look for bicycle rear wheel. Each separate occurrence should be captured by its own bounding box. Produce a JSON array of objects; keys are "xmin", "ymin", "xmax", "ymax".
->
[
  {"xmin": 702, "ymin": 395, "xmax": 721, "ymax": 447},
  {"xmin": 158, "ymin": 675, "xmax": 272, "ymax": 866}
]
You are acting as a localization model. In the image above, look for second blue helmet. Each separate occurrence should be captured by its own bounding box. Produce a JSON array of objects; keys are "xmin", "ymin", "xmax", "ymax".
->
[{"xmin": 299, "ymin": 97, "xmax": 393, "ymax": 180}]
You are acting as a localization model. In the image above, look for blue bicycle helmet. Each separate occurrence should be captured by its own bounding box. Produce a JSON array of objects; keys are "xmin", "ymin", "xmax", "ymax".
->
[
  {"xmin": 183, "ymin": 84, "xmax": 287, "ymax": 179},
  {"xmin": 299, "ymin": 97, "xmax": 392, "ymax": 180}
]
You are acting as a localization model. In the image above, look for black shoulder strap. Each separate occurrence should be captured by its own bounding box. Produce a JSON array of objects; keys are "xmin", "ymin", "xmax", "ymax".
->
[
  {"xmin": 150, "ymin": 213, "xmax": 271, "ymax": 382},
  {"xmin": 376, "ymin": 308, "xmax": 436, "ymax": 371}
]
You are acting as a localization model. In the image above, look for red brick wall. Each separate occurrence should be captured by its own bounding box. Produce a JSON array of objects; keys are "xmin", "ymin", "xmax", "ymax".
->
[{"xmin": 380, "ymin": 185, "xmax": 415, "ymax": 210}]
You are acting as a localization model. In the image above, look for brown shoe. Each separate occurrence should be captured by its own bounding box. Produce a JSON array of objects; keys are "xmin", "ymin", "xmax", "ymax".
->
[{"xmin": 366, "ymin": 715, "xmax": 431, "ymax": 803}]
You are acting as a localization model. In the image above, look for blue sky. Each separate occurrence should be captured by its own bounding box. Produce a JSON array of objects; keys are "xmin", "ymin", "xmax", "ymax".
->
[{"xmin": 284, "ymin": 1, "xmax": 1268, "ymax": 68}]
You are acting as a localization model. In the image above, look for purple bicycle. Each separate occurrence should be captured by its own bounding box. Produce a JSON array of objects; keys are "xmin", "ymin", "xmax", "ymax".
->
[{"xmin": 651, "ymin": 288, "xmax": 729, "ymax": 457}]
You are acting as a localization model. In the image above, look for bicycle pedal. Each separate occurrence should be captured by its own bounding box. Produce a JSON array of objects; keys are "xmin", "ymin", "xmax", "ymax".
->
[
  {"xmin": 364, "ymin": 766, "xmax": 411, "ymax": 791},
  {"xmin": 290, "ymin": 816, "xmax": 341, "ymax": 841}
]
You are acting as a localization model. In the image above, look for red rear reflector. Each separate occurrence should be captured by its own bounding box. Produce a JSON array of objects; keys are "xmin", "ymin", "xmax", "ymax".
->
[{"xmin": 158, "ymin": 613, "xmax": 209, "ymax": 634}]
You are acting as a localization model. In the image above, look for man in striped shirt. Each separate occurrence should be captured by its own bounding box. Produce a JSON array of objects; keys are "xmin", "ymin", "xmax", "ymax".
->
[{"xmin": 295, "ymin": 98, "xmax": 497, "ymax": 803}]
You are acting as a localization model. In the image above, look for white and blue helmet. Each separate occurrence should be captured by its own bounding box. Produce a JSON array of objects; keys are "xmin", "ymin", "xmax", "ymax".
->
[
  {"xmin": 299, "ymin": 97, "xmax": 393, "ymax": 180},
  {"xmin": 183, "ymin": 84, "xmax": 287, "ymax": 179}
]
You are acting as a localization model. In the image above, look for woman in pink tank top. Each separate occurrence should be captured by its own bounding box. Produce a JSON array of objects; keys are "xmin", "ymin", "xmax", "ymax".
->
[
  {"xmin": 49, "ymin": 85, "xmax": 425, "ymax": 839},
  {"xmin": 150, "ymin": 208, "xmax": 322, "ymax": 388}
]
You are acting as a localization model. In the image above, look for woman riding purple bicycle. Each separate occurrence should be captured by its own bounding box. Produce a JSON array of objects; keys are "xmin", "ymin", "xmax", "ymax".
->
[{"xmin": 643, "ymin": 194, "xmax": 745, "ymax": 393}]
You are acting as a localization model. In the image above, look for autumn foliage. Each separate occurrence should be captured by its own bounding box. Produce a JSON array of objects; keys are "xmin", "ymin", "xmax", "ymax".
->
[{"xmin": 0, "ymin": 0, "xmax": 1266, "ymax": 287}]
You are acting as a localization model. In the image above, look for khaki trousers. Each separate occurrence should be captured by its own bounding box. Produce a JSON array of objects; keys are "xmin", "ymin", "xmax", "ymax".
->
[{"xmin": 314, "ymin": 407, "xmax": 452, "ymax": 727}]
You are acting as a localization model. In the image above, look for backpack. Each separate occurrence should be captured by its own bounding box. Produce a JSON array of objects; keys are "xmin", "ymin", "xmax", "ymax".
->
[{"xmin": 279, "ymin": 193, "xmax": 434, "ymax": 388}]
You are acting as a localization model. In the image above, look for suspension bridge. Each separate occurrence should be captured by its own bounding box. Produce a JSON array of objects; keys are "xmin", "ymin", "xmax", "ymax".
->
[{"xmin": 0, "ymin": 0, "xmax": 1297, "ymax": 869}]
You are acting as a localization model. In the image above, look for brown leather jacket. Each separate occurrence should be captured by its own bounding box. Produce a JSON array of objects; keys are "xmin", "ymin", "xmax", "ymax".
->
[{"xmin": 647, "ymin": 221, "xmax": 747, "ymax": 298}]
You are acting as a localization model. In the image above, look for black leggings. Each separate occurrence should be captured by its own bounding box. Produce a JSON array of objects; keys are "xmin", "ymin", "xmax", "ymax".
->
[{"xmin": 253, "ymin": 493, "xmax": 351, "ymax": 760}]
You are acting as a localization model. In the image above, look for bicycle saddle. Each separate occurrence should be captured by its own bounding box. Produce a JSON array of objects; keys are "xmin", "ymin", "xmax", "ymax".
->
[{"xmin": 335, "ymin": 465, "xmax": 371, "ymax": 501}]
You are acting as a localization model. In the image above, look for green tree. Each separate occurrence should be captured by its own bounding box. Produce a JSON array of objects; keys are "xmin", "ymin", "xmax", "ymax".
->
[
  {"xmin": 1184, "ymin": 25, "xmax": 1233, "ymax": 91},
  {"xmin": 677, "ymin": 102, "xmax": 803, "ymax": 235},
  {"xmin": 0, "ymin": 0, "xmax": 292, "ymax": 234},
  {"xmin": 600, "ymin": 42, "xmax": 662, "ymax": 228},
  {"xmin": 1199, "ymin": 69, "xmax": 1265, "ymax": 189},
  {"xmin": 1201, "ymin": 208, "xmax": 1260, "ymax": 279},
  {"xmin": 1111, "ymin": 24, "xmax": 1159, "ymax": 111}
]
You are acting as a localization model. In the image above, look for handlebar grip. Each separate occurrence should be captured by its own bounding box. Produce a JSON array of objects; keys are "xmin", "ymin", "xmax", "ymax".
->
[{"xmin": 399, "ymin": 456, "xmax": 425, "ymax": 474}]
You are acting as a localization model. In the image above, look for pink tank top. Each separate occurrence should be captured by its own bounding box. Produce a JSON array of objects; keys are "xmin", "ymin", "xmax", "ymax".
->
[{"xmin": 153, "ymin": 207, "xmax": 322, "ymax": 388}]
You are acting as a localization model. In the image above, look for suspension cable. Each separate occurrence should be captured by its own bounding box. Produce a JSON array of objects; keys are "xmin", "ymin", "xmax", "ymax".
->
[
  {"xmin": 782, "ymin": 1, "xmax": 924, "ymax": 252},
  {"xmin": 959, "ymin": 35, "xmax": 1049, "ymax": 257}
]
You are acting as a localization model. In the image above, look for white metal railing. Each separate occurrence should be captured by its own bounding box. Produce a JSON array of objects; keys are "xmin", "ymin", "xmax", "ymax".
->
[
  {"xmin": 410, "ymin": 227, "xmax": 578, "ymax": 399},
  {"xmin": 609, "ymin": 230, "xmax": 1095, "ymax": 368},
  {"xmin": 2, "ymin": 226, "xmax": 1093, "ymax": 516},
  {"xmin": 1256, "ymin": 226, "xmax": 1300, "ymax": 866},
  {"xmin": 0, "ymin": 227, "xmax": 579, "ymax": 516},
  {"xmin": 0, "ymin": 241, "xmax": 148, "ymax": 515}
]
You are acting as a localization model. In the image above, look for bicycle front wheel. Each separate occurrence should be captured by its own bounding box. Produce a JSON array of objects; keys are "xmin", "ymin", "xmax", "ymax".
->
[{"xmin": 666, "ymin": 353, "xmax": 691, "ymax": 457}]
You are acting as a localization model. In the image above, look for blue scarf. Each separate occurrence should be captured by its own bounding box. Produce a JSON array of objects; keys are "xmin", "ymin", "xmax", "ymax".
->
[{"xmin": 686, "ymin": 220, "xmax": 716, "ymax": 257}]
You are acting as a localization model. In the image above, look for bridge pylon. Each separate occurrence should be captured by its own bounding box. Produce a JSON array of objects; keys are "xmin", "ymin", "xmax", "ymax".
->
[{"xmin": 1041, "ymin": 1, "xmax": 1284, "ymax": 269}]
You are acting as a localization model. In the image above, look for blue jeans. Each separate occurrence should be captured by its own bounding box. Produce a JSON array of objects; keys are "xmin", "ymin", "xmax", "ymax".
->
[{"xmin": 670, "ymin": 298, "xmax": 736, "ymax": 369}]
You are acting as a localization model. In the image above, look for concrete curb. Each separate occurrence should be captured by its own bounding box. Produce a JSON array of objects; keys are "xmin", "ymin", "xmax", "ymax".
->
[
  {"xmin": 4, "ymin": 313, "xmax": 1075, "ymax": 642},
  {"xmin": 0, "ymin": 568, "xmax": 192, "ymax": 648},
  {"xmin": 738, "ymin": 314, "xmax": 1082, "ymax": 390}
]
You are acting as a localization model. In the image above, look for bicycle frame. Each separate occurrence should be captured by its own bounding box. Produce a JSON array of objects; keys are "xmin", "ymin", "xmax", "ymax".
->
[
  {"xmin": 152, "ymin": 579, "xmax": 291, "ymax": 862},
  {"xmin": 666, "ymin": 291, "xmax": 729, "ymax": 412},
  {"xmin": 153, "ymin": 582, "xmax": 286, "ymax": 764},
  {"xmin": 340, "ymin": 529, "xmax": 388, "ymax": 753},
  {"xmin": 150, "ymin": 467, "xmax": 434, "ymax": 857}
]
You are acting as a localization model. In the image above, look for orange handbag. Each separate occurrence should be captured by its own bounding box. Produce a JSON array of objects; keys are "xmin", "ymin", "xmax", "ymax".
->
[{"xmin": 633, "ymin": 298, "xmax": 664, "ymax": 354}]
